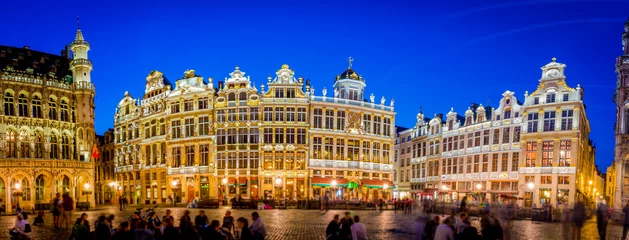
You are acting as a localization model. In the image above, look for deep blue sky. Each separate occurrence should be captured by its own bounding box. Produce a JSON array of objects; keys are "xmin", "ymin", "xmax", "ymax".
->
[{"xmin": 2, "ymin": 0, "xmax": 628, "ymax": 170}]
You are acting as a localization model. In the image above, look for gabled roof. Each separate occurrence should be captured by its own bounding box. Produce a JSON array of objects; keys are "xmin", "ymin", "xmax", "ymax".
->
[{"xmin": 0, "ymin": 45, "xmax": 71, "ymax": 83}]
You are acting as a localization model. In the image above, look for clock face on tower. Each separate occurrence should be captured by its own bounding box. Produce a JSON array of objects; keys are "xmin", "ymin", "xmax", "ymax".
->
[{"xmin": 546, "ymin": 69, "xmax": 560, "ymax": 78}]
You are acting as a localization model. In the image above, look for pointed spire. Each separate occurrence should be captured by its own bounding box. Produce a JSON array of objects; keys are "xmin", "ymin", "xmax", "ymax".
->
[{"xmin": 75, "ymin": 15, "xmax": 84, "ymax": 41}]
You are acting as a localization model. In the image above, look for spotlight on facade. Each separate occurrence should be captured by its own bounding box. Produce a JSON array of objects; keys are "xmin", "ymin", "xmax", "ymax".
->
[
  {"xmin": 275, "ymin": 178, "xmax": 282, "ymax": 185},
  {"xmin": 331, "ymin": 180, "xmax": 337, "ymax": 187},
  {"xmin": 383, "ymin": 183, "xmax": 389, "ymax": 189},
  {"xmin": 527, "ymin": 182, "xmax": 535, "ymax": 190},
  {"xmin": 441, "ymin": 185, "xmax": 448, "ymax": 191},
  {"xmin": 476, "ymin": 183, "xmax": 482, "ymax": 190},
  {"xmin": 221, "ymin": 178, "xmax": 227, "ymax": 185}
]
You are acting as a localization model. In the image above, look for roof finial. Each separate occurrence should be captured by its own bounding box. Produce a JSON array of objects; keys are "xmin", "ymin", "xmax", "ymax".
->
[
  {"xmin": 347, "ymin": 56, "xmax": 354, "ymax": 69},
  {"xmin": 552, "ymin": 57, "xmax": 556, "ymax": 62},
  {"xmin": 419, "ymin": 106, "xmax": 423, "ymax": 113},
  {"xmin": 77, "ymin": 15, "xmax": 81, "ymax": 30}
]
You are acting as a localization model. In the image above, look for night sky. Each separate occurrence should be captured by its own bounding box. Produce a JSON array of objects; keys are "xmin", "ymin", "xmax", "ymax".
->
[{"xmin": 2, "ymin": 0, "xmax": 628, "ymax": 170}]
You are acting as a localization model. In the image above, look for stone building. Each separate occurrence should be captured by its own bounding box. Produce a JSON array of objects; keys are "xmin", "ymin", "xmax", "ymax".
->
[
  {"xmin": 614, "ymin": 17, "xmax": 629, "ymax": 211},
  {"xmin": 113, "ymin": 59, "xmax": 394, "ymax": 204},
  {"xmin": 0, "ymin": 26, "xmax": 95, "ymax": 211},
  {"xmin": 394, "ymin": 127, "xmax": 412, "ymax": 199},
  {"xmin": 95, "ymin": 128, "xmax": 115, "ymax": 204},
  {"xmin": 402, "ymin": 58, "xmax": 596, "ymax": 207}
]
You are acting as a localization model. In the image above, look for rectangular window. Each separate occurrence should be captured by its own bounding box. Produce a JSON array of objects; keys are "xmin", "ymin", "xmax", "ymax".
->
[
  {"xmin": 250, "ymin": 107, "xmax": 259, "ymax": 121},
  {"xmin": 185, "ymin": 145, "xmax": 194, "ymax": 166},
  {"xmin": 172, "ymin": 147, "xmax": 181, "ymax": 167},
  {"xmin": 383, "ymin": 118, "xmax": 391, "ymax": 136},
  {"xmin": 227, "ymin": 129, "xmax": 236, "ymax": 144},
  {"xmin": 526, "ymin": 142, "xmax": 537, "ymax": 167},
  {"xmin": 286, "ymin": 107, "xmax": 295, "ymax": 122},
  {"xmin": 198, "ymin": 116, "xmax": 209, "ymax": 136},
  {"xmin": 501, "ymin": 153, "xmax": 508, "ymax": 171},
  {"xmin": 511, "ymin": 152, "xmax": 519, "ymax": 171},
  {"xmin": 325, "ymin": 138, "xmax": 333, "ymax": 159},
  {"xmin": 184, "ymin": 118, "xmax": 194, "ymax": 137},
  {"xmin": 337, "ymin": 111, "xmax": 346, "ymax": 130},
  {"xmin": 558, "ymin": 176, "xmax": 570, "ymax": 184},
  {"xmin": 562, "ymin": 93, "xmax": 569, "ymax": 102},
  {"xmin": 286, "ymin": 88, "xmax": 295, "ymax": 98},
  {"xmin": 473, "ymin": 155, "xmax": 480, "ymax": 173},
  {"xmin": 543, "ymin": 111, "xmax": 556, "ymax": 131},
  {"xmin": 336, "ymin": 139, "xmax": 345, "ymax": 160},
  {"xmin": 264, "ymin": 107, "xmax": 273, "ymax": 121},
  {"xmin": 546, "ymin": 93, "xmax": 555, "ymax": 103},
  {"xmin": 493, "ymin": 129, "xmax": 500, "ymax": 144},
  {"xmin": 363, "ymin": 115, "xmax": 372, "ymax": 134},
  {"xmin": 542, "ymin": 141, "xmax": 554, "ymax": 167},
  {"xmin": 559, "ymin": 140, "xmax": 572, "ymax": 166},
  {"xmin": 534, "ymin": 97, "xmax": 539, "ymax": 105},
  {"xmin": 492, "ymin": 154, "xmax": 498, "ymax": 172},
  {"xmin": 286, "ymin": 128, "xmax": 295, "ymax": 144},
  {"xmin": 297, "ymin": 129, "xmax": 306, "ymax": 144},
  {"xmin": 482, "ymin": 154, "xmax": 488, "ymax": 172},
  {"xmin": 171, "ymin": 120, "xmax": 181, "ymax": 139},
  {"xmin": 513, "ymin": 126, "xmax": 521, "ymax": 142},
  {"xmin": 561, "ymin": 110, "xmax": 574, "ymax": 130},
  {"xmin": 249, "ymin": 128, "xmax": 259, "ymax": 144},
  {"xmin": 474, "ymin": 131, "xmax": 481, "ymax": 147},
  {"xmin": 239, "ymin": 108, "xmax": 247, "ymax": 121},
  {"xmin": 275, "ymin": 107, "xmax": 284, "ymax": 122},
  {"xmin": 170, "ymin": 102, "xmax": 180, "ymax": 113},
  {"xmin": 313, "ymin": 109, "xmax": 322, "ymax": 128},
  {"xmin": 198, "ymin": 97, "xmax": 208, "ymax": 110},
  {"xmin": 502, "ymin": 127, "xmax": 510, "ymax": 144},
  {"xmin": 527, "ymin": 113, "xmax": 539, "ymax": 132},
  {"xmin": 228, "ymin": 109, "xmax": 236, "ymax": 122},
  {"xmin": 297, "ymin": 108, "xmax": 306, "ymax": 122},
  {"xmin": 374, "ymin": 116, "xmax": 381, "ymax": 135},
  {"xmin": 312, "ymin": 137, "xmax": 322, "ymax": 159},
  {"xmin": 238, "ymin": 128, "xmax": 247, "ymax": 144},
  {"xmin": 275, "ymin": 88, "xmax": 284, "ymax": 98},
  {"xmin": 184, "ymin": 100, "xmax": 194, "ymax": 111},
  {"xmin": 264, "ymin": 128, "xmax": 273, "ymax": 143},
  {"xmin": 200, "ymin": 144, "xmax": 209, "ymax": 165},
  {"xmin": 325, "ymin": 110, "xmax": 334, "ymax": 130},
  {"xmin": 541, "ymin": 176, "xmax": 552, "ymax": 184},
  {"xmin": 275, "ymin": 128, "xmax": 284, "ymax": 144}
]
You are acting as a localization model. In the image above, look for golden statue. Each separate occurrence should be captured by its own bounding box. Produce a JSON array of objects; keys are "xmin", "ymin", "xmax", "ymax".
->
[{"xmin": 184, "ymin": 69, "xmax": 195, "ymax": 78}]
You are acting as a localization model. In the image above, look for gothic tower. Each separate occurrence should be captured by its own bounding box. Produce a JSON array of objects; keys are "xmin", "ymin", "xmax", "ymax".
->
[
  {"xmin": 70, "ymin": 24, "xmax": 96, "ymax": 163},
  {"xmin": 614, "ymin": 17, "xmax": 629, "ymax": 211}
]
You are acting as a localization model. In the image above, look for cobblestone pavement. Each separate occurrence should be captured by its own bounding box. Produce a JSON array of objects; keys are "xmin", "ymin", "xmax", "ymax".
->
[{"xmin": 2, "ymin": 205, "xmax": 628, "ymax": 239}]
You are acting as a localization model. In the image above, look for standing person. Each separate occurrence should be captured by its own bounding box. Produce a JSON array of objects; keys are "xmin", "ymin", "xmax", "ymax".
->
[
  {"xmin": 414, "ymin": 215, "xmax": 428, "ymax": 240},
  {"xmin": 222, "ymin": 211, "xmax": 235, "ymax": 233},
  {"xmin": 339, "ymin": 212, "xmax": 354, "ymax": 240},
  {"xmin": 596, "ymin": 200, "xmax": 610, "ymax": 240},
  {"xmin": 51, "ymin": 193, "xmax": 61, "ymax": 228},
  {"xmin": 236, "ymin": 217, "xmax": 254, "ymax": 240},
  {"xmin": 459, "ymin": 197, "xmax": 467, "ymax": 213},
  {"xmin": 454, "ymin": 213, "xmax": 469, "ymax": 237},
  {"xmin": 61, "ymin": 193, "xmax": 74, "ymax": 230},
  {"xmin": 623, "ymin": 201, "xmax": 629, "ymax": 240},
  {"xmin": 350, "ymin": 215, "xmax": 367, "ymax": 240},
  {"xmin": 147, "ymin": 212, "xmax": 161, "ymax": 233},
  {"xmin": 433, "ymin": 217, "xmax": 454, "ymax": 240},
  {"xmin": 95, "ymin": 215, "xmax": 113, "ymax": 240},
  {"xmin": 118, "ymin": 196, "xmax": 124, "ymax": 211},
  {"xmin": 326, "ymin": 214, "xmax": 340, "ymax": 240},
  {"xmin": 179, "ymin": 210, "xmax": 192, "ymax": 232},
  {"xmin": 72, "ymin": 217, "xmax": 90, "ymax": 240},
  {"xmin": 250, "ymin": 212, "xmax": 266, "ymax": 240},
  {"xmin": 424, "ymin": 216, "xmax": 440, "ymax": 240},
  {"xmin": 572, "ymin": 201, "xmax": 586, "ymax": 240}
]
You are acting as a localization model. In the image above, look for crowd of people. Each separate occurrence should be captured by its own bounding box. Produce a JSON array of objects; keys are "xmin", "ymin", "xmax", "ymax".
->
[{"xmin": 325, "ymin": 212, "xmax": 367, "ymax": 240}]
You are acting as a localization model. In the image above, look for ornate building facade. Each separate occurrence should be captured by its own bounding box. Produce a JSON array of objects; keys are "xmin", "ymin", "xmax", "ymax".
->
[
  {"xmin": 95, "ymin": 129, "xmax": 115, "ymax": 204},
  {"xmin": 402, "ymin": 58, "xmax": 596, "ymax": 207},
  {"xmin": 0, "ymin": 27, "xmax": 96, "ymax": 211},
  {"xmin": 614, "ymin": 18, "xmax": 629, "ymax": 211},
  {"xmin": 114, "ymin": 60, "xmax": 394, "ymax": 204}
]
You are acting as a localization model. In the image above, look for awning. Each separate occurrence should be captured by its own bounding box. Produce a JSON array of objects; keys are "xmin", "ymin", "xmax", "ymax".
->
[
  {"xmin": 500, "ymin": 194, "xmax": 526, "ymax": 200},
  {"xmin": 311, "ymin": 177, "xmax": 348, "ymax": 187},
  {"xmin": 422, "ymin": 188, "xmax": 438, "ymax": 195},
  {"xmin": 362, "ymin": 179, "xmax": 387, "ymax": 189}
]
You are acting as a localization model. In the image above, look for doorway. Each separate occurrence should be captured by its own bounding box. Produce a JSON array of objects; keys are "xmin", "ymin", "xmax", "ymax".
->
[{"xmin": 187, "ymin": 186, "xmax": 195, "ymax": 203}]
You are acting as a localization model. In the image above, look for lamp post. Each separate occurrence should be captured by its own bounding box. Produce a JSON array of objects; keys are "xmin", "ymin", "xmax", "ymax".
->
[
  {"xmin": 221, "ymin": 178, "xmax": 228, "ymax": 206},
  {"xmin": 13, "ymin": 183, "xmax": 22, "ymax": 210},
  {"xmin": 275, "ymin": 177, "xmax": 282, "ymax": 206},
  {"xmin": 83, "ymin": 183, "xmax": 92, "ymax": 203},
  {"xmin": 108, "ymin": 182, "xmax": 118, "ymax": 205},
  {"xmin": 171, "ymin": 180, "xmax": 179, "ymax": 207}
]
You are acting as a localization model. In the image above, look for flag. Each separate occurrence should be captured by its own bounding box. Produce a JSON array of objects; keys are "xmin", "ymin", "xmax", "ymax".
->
[{"xmin": 92, "ymin": 145, "xmax": 99, "ymax": 160}]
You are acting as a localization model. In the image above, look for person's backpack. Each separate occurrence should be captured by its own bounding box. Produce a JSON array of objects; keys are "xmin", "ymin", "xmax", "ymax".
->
[{"xmin": 24, "ymin": 223, "xmax": 31, "ymax": 233}]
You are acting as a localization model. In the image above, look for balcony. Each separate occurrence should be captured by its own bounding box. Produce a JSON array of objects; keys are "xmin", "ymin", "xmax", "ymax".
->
[
  {"xmin": 310, "ymin": 96, "xmax": 393, "ymax": 112},
  {"xmin": 309, "ymin": 158, "xmax": 393, "ymax": 172}
]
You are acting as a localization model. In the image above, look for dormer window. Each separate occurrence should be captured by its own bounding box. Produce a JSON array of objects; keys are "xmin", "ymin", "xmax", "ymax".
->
[
  {"xmin": 465, "ymin": 116, "xmax": 472, "ymax": 125},
  {"xmin": 534, "ymin": 97, "xmax": 540, "ymax": 105},
  {"xmin": 562, "ymin": 93, "xmax": 569, "ymax": 102},
  {"xmin": 546, "ymin": 93, "xmax": 556, "ymax": 103},
  {"xmin": 448, "ymin": 120, "xmax": 453, "ymax": 130},
  {"xmin": 477, "ymin": 114, "xmax": 485, "ymax": 122},
  {"xmin": 504, "ymin": 109, "xmax": 511, "ymax": 119}
]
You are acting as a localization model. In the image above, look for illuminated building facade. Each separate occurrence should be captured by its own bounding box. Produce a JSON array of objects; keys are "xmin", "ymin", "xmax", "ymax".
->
[
  {"xmin": 614, "ymin": 18, "xmax": 629, "ymax": 211},
  {"xmin": 0, "ymin": 27, "xmax": 96, "ymax": 211},
  {"xmin": 402, "ymin": 59, "xmax": 595, "ymax": 207},
  {"xmin": 95, "ymin": 129, "xmax": 115, "ymax": 204},
  {"xmin": 114, "ymin": 60, "xmax": 394, "ymax": 204}
]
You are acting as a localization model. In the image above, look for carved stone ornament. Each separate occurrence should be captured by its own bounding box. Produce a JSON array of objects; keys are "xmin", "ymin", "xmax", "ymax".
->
[{"xmin": 345, "ymin": 112, "xmax": 365, "ymax": 135}]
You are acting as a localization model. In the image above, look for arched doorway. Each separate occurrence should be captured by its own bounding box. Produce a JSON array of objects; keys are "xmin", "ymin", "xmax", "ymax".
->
[
  {"xmin": 11, "ymin": 176, "xmax": 30, "ymax": 210},
  {"xmin": 35, "ymin": 175, "xmax": 45, "ymax": 202}
]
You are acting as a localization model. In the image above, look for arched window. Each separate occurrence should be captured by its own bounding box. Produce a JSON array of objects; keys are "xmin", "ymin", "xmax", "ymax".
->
[
  {"xmin": 18, "ymin": 93, "xmax": 28, "ymax": 117},
  {"xmin": 0, "ymin": 178, "xmax": 4, "ymax": 203},
  {"xmin": 48, "ymin": 98, "xmax": 57, "ymax": 120},
  {"xmin": 61, "ymin": 135, "xmax": 70, "ymax": 160},
  {"xmin": 5, "ymin": 131, "xmax": 17, "ymax": 158},
  {"xmin": 60, "ymin": 176, "xmax": 70, "ymax": 195},
  {"xmin": 4, "ymin": 92, "xmax": 14, "ymax": 116},
  {"xmin": 228, "ymin": 93, "xmax": 236, "ymax": 101},
  {"xmin": 32, "ymin": 95, "xmax": 42, "ymax": 118},
  {"xmin": 35, "ymin": 175, "xmax": 45, "ymax": 201},
  {"xmin": 60, "ymin": 100, "xmax": 69, "ymax": 121},
  {"xmin": 14, "ymin": 178, "xmax": 31, "ymax": 201},
  {"xmin": 50, "ymin": 135, "xmax": 59, "ymax": 159},
  {"xmin": 504, "ymin": 109, "xmax": 511, "ymax": 119},
  {"xmin": 239, "ymin": 92, "xmax": 247, "ymax": 101},
  {"xmin": 19, "ymin": 131, "xmax": 29, "ymax": 159},
  {"xmin": 34, "ymin": 132, "xmax": 44, "ymax": 159}
]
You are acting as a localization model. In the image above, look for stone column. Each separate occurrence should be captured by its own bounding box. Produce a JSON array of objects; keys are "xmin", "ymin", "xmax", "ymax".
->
[{"xmin": 615, "ymin": 160, "xmax": 624, "ymax": 210}]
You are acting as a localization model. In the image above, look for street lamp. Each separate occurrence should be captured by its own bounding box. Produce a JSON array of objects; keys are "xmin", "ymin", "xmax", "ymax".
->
[
  {"xmin": 13, "ymin": 183, "xmax": 22, "ymax": 210},
  {"xmin": 171, "ymin": 180, "xmax": 179, "ymax": 207},
  {"xmin": 527, "ymin": 182, "xmax": 535, "ymax": 190},
  {"xmin": 476, "ymin": 183, "xmax": 483, "ymax": 190},
  {"xmin": 383, "ymin": 183, "xmax": 389, "ymax": 201},
  {"xmin": 83, "ymin": 183, "xmax": 92, "ymax": 205},
  {"xmin": 221, "ymin": 178, "xmax": 228, "ymax": 205}
]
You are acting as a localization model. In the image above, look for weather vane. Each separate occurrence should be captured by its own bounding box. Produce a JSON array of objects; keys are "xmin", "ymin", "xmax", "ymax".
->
[
  {"xmin": 347, "ymin": 56, "xmax": 354, "ymax": 69},
  {"xmin": 77, "ymin": 15, "xmax": 81, "ymax": 29}
]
